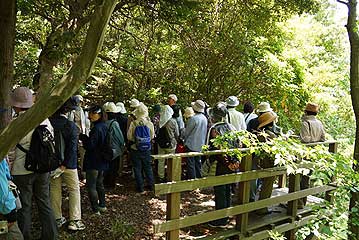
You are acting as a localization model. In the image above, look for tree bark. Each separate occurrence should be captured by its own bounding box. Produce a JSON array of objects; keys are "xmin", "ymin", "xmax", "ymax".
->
[
  {"xmin": 0, "ymin": 0, "xmax": 16, "ymax": 130},
  {"xmin": 0, "ymin": 0, "xmax": 117, "ymax": 160},
  {"xmin": 338, "ymin": 0, "xmax": 359, "ymax": 239}
]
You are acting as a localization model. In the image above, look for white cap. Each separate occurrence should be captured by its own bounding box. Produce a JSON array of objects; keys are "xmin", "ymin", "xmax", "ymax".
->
[
  {"xmin": 168, "ymin": 94, "xmax": 178, "ymax": 102},
  {"xmin": 103, "ymin": 102, "xmax": 119, "ymax": 113}
]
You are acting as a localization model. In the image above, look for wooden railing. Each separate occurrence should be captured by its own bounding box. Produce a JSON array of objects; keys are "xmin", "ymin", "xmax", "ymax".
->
[{"xmin": 152, "ymin": 140, "xmax": 338, "ymax": 240}]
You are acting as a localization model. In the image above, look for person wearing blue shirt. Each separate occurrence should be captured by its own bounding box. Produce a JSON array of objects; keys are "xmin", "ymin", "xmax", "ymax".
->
[{"xmin": 0, "ymin": 158, "xmax": 23, "ymax": 239}]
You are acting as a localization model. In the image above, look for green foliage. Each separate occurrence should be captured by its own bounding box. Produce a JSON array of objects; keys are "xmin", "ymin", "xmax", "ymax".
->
[
  {"xmin": 111, "ymin": 218, "xmax": 135, "ymax": 239},
  {"xmin": 268, "ymin": 230, "xmax": 287, "ymax": 240}
]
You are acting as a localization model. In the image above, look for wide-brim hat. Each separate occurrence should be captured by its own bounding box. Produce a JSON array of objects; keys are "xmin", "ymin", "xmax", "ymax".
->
[
  {"xmin": 257, "ymin": 102, "xmax": 272, "ymax": 113},
  {"xmin": 183, "ymin": 107, "xmax": 195, "ymax": 118},
  {"xmin": 103, "ymin": 102, "xmax": 120, "ymax": 113},
  {"xmin": 305, "ymin": 102, "xmax": 319, "ymax": 113},
  {"xmin": 168, "ymin": 94, "xmax": 178, "ymax": 102},
  {"xmin": 258, "ymin": 111, "xmax": 277, "ymax": 129},
  {"xmin": 226, "ymin": 96, "xmax": 239, "ymax": 107},
  {"xmin": 116, "ymin": 102, "xmax": 127, "ymax": 114},
  {"xmin": 191, "ymin": 100, "xmax": 205, "ymax": 113},
  {"xmin": 9, "ymin": 87, "xmax": 34, "ymax": 108},
  {"xmin": 133, "ymin": 103, "xmax": 149, "ymax": 118},
  {"xmin": 130, "ymin": 99, "xmax": 140, "ymax": 108}
]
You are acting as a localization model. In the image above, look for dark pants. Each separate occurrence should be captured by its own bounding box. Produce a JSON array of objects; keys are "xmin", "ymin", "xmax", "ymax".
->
[
  {"xmin": 104, "ymin": 156, "xmax": 121, "ymax": 188},
  {"xmin": 186, "ymin": 147, "xmax": 202, "ymax": 179},
  {"xmin": 86, "ymin": 170, "xmax": 105, "ymax": 212},
  {"xmin": 131, "ymin": 150, "xmax": 154, "ymax": 192},
  {"xmin": 13, "ymin": 173, "xmax": 57, "ymax": 240},
  {"xmin": 210, "ymin": 184, "xmax": 231, "ymax": 225}
]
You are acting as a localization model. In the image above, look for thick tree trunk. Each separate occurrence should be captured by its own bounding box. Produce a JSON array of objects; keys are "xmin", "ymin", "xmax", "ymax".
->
[
  {"xmin": 0, "ymin": 0, "xmax": 117, "ymax": 160},
  {"xmin": 0, "ymin": 0, "xmax": 16, "ymax": 130},
  {"xmin": 339, "ymin": 0, "xmax": 359, "ymax": 239}
]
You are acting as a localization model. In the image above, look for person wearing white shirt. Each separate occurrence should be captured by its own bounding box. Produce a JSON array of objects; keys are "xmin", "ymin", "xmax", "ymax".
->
[{"xmin": 225, "ymin": 96, "xmax": 246, "ymax": 131}]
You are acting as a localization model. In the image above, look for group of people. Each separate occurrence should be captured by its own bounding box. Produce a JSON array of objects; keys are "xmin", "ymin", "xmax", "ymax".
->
[{"xmin": 0, "ymin": 87, "xmax": 326, "ymax": 238}]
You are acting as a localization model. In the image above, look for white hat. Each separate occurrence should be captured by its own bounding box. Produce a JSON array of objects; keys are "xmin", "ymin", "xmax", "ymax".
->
[
  {"xmin": 9, "ymin": 87, "xmax": 34, "ymax": 108},
  {"xmin": 133, "ymin": 102, "xmax": 148, "ymax": 119},
  {"xmin": 226, "ymin": 96, "xmax": 239, "ymax": 107},
  {"xmin": 116, "ymin": 102, "xmax": 127, "ymax": 114},
  {"xmin": 130, "ymin": 99, "xmax": 140, "ymax": 108},
  {"xmin": 168, "ymin": 94, "xmax": 178, "ymax": 102},
  {"xmin": 75, "ymin": 95, "xmax": 84, "ymax": 102},
  {"xmin": 183, "ymin": 107, "xmax": 195, "ymax": 118},
  {"xmin": 103, "ymin": 102, "xmax": 120, "ymax": 113},
  {"xmin": 257, "ymin": 102, "xmax": 272, "ymax": 113},
  {"xmin": 191, "ymin": 100, "xmax": 205, "ymax": 113}
]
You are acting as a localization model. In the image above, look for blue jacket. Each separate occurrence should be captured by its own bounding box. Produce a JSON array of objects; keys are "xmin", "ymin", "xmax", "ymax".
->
[
  {"xmin": 0, "ymin": 159, "xmax": 16, "ymax": 215},
  {"xmin": 50, "ymin": 115, "xmax": 78, "ymax": 169},
  {"xmin": 82, "ymin": 121, "xmax": 109, "ymax": 171}
]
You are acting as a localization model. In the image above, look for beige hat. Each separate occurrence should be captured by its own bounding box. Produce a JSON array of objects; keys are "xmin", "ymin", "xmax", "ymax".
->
[
  {"xmin": 168, "ymin": 94, "xmax": 178, "ymax": 102},
  {"xmin": 191, "ymin": 100, "xmax": 205, "ymax": 113},
  {"xmin": 9, "ymin": 87, "xmax": 34, "ymax": 108},
  {"xmin": 305, "ymin": 102, "xmax": 319, "ymax": 113},
  {"xmin": 133, "ymin": 102, "xmax": 148, "ymax": 119},
  {"xmin": 257, "ymin": 102, "xmax": 272, "ymax": 113},
  {"xmin": 258, "ymin": 111, "xmax": 277, "ymax": 129},
  {"xmin": 130, "ymin": 99, "xmax": 140, "ymax": 108},
  {"xmin": 116, "ymin": 102, "xmax": 127, "ymax": 114},
  {"xmin": 103, "ymin": 102, "xmax": 119, "ymax": 113},
  {"xmin": 183, "ymin": 107, "xmax": 195, "ymax": 118}
]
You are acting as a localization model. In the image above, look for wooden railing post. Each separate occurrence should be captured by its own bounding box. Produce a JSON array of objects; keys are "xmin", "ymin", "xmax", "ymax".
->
[
  {"xmin": 285, "ymin": 173, "xmax": 301, "ymax": 240},
  {"xmin": 278, "ymin": 174, "xmax": 287, "ymax": 188},
  {"xmin": 236, "ymin": 154, "xmax": 252, "ymax": 236},
  {"xmin": 166, "ymin": 156, "xmax": 182, "ymax": 240},
  {"xmin": 326, "ymin": 142, "xmax": 338, "ymax": 203}
]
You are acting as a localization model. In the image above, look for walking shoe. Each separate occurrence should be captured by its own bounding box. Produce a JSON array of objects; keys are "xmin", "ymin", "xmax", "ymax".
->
[
  {"xmin": 56, "ymin": 217, "xmax": 66, "ymax": 228},
  {"xmin": 68, "ymin": 220, "xmax": 86, "ymax": 231},
  {"xmin": 98, "ymin": 207, "xmax": 107, "ymax": 213}
]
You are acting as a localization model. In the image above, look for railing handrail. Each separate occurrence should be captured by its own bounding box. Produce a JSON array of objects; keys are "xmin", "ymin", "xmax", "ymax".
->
[{"xmin": 151, "ymin": 140, "xmax": 339, "ymax": 160}]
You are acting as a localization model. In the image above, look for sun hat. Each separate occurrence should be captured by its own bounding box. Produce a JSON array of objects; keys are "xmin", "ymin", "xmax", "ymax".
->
[
  {"xmin": 133, "ymin": 102, "xmax": 148, "ymax": 119},
  {"xmin": 168, "ymin": 94, "xmax": 178, "ymax": 102},
  {"xmin": 191, "ymin": 100, "xmax": 205, "ymax": 113},
  {"xmin": 130, "ymin": 99, "xmax": 140, "ymax": 108},
  {"xmin": 159, "ymin": 105, "xmax": 174, "ymax": 128},
  {"xmin": 257, "ymin": 102, "xmax": 272, "ymax": 113},
  {"xmin": 257, "ymin": 111, "xmax": 277, "ymax": 129},
  {"xmin": 103, "ymin": 102, "xmax": 120, "ymax": 113},
  {"xmin": 305, "ymin": 102, "xmax": 319, "ymax": 113},
  {"xmin": 9, "ymin": 87, "xmax": 34, "ymax": 108},
  {"xmin": 116, "ymin": 102, "xmax": 127, "ymax": 114},
  {"xmin": 226, "ymin": 96, "xmax": 239, "ymax": 107},
  {"xmin": 183, "ymin": 107, "xmax": 195, "ymax": 118},
  {"xmin": 209, "ymin": 102, "xmax": 228, "ymax": 119}
]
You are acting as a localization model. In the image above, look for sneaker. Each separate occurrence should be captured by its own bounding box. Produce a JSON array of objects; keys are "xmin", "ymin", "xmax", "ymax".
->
[
  {"xmin": 98, "ymin": 207, "xmax": 107, "ymax": 213},
  {"xmin": 68, "ymin": 220, "xmax": 86, "ymax": 231},
  {"xmin": 56, "ymin": 217, "xmax": 66, "ymax": 228}
]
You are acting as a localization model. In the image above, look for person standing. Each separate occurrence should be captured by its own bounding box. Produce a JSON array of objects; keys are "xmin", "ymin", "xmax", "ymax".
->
[
  {"xmin": 79, "ymin": 106, "xmax": 109, "ymax": 215},
  {"xmin": 243, "ymin": 101, "xmax": 258, "ymax": 126},
  {"xmin": 49, "ymin": 98, "xmax": 85, "ymax": 230},
  {"xmin": 225, "ymin": 96, "xmax": 246, "ymax": 131},
  {"xmin": 168, "ymin": 94, "xmax": 185, "ymax": 132},
  {"xmin": 10, "ymin": 87, "xmax": 58, "ymax": 239},
  {"xmin": 183, "ymin": 100, "xmax": 208, "ymax": 179}
]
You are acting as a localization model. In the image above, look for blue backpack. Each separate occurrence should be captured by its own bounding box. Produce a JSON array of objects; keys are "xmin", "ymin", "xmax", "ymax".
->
[{"xmin": 134, "ymin": 122, "xmax": 151, "ymax": 151}]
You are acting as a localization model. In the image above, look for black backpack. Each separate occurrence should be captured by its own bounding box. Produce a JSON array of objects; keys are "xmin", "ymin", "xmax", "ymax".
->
[
  {"xmin": 52, "ymin": 120, "xmax": 72, "ymax": 164},
  {"xmin": 17, "ymin": 125, "xmax": 60, "ymax": 173},
  {"xmin": 101, "ymin": 120, "xmax": 115, "ymax": 162},
  {"xmin": 156, "ymin": 126, "xmax": 171, "ymax": 149}
]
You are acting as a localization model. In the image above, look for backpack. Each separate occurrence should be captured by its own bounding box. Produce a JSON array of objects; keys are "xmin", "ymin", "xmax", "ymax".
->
[
  {"xmin": 52, "ymin": 119, "xmax": 72, "ymax": 164},
  {"xmin": 17, "ymin": 125, "xmax": 60, "ymax": 173},
  {"xmin": 101, "ymin": 121, "xmax": 115, "ymax": 162},
  {"xmin": 134, "ymin": 122, "xmax": 151, "ymax": 151},
  {"xmin": 156, "ymin": 126, "xmax": 171, "ymax": 149}
]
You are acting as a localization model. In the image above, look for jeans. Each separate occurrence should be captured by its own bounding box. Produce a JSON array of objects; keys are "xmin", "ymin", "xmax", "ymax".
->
[
  {"xmin": 186, "ymin": 155, "xmax": 202, "ymax": 179},
  {"xmin": 131, "ymin": 150, "xmax": 154, "ymax": 192},
  {"xmin": 210, "ymin": 184, "xmax": 231, "ymax": 225},
  {"xmin": 50, "ymin": 168, "xmax": 82, "ymax": 220},
  {"xmin": 86, "ymin": 170, "xmax": 105, "ymax": 212},
  {"xmin": 12, "ymin": 173, "xmax": 57, "ymax": 240}
]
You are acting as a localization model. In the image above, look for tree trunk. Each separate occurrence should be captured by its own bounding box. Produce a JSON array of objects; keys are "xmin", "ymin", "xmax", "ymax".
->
[
  {"xmin": 338, "ymin": 0, "xmax": 359, "ymax": 239},
  {"xmin": 0, "ymin": 0, "xmax": 117, "ymax": 160},
  {"xmin": 0, "ymin": 0, "xmax": 16, "ymax": 130}
]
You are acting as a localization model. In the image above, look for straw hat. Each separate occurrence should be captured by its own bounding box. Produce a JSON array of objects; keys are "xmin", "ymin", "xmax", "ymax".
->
[
  {"xmin": 305, "ymin": 102, "xmax": 319, "ymax": 113},
  {"xmin": 258, "ymin": 111, "xmax": 277, "ymax": 129},
  {"xmin": 103, "ymin": 102, "xmax": 120, "ymax": 113},
  {"xmin": 9, "ymin": 87, "xmax": 34, "ymax": 108},
  {"xmin": 226, "ymin": 96, "xmax": 239, "ymax": 107},
  {"xmin": 191, "ymin": 100, "xmax": 205, "ymax": 113},
  {"xmin": 257, "ymin": 102, "xmax": 272, "ymax": 113},
  {"xmin": 183, "ymin": 107, "xmax": 195, "ymax": 118}
]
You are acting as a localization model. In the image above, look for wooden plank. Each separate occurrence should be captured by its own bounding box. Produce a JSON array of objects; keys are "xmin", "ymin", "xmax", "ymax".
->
[
  {"xmin": 278, "ymin": 174, "xmax": 287, "ymax": 188},
  {"xmin": 155, "ymin": 166, "xmax": 287, "ymax": 195},
  {"xmin": 197, "ymin": 229, "xmax": 241, "ymax": 240},
  {"xmin": 236, "ymin": 154, "xmax": 252, "ymax": 234},
  {"xmin": 153, "ymin": 185, "xmax": 335, "ymax": 233},
  {"xmin": 166, "ymin": 157, "xmax": 182, "ymax": 240},
  {"xmin": 285, "ymin": 173, "xmax": 301, "ymax": 239}
]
